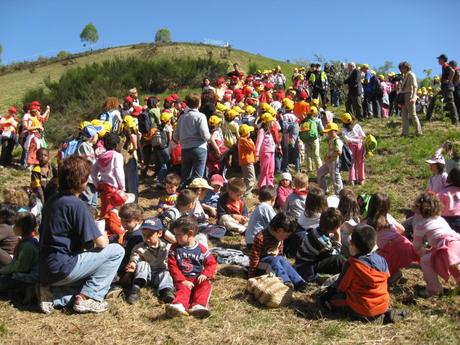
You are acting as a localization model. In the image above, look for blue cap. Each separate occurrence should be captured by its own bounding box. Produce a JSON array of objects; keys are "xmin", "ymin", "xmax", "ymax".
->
[
  {"xmin": 140, "ymin": 217, "xmax": 164, "ymax": 232},
  {"xmin": 83, "ymin": 125, "xmax": 99, "ymax": 138}
]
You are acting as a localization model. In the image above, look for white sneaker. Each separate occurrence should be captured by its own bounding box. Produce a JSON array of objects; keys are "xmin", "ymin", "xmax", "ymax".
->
[
  {"xmin": 73, "ymin": 295, "xmax": 109, "ymax": 313},
  {"xmin": 37, "ymin": 285, "xmax": 54, "ymax": 315},
  {"xmin": 189, "ymin": 304, "xmax": 211, "ymax": 318},
  {"xmin": 165, "ymin": 303, "xmax": 188, "ymax": 318}
]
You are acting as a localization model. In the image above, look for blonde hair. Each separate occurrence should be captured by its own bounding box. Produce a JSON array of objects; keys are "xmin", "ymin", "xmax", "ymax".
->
[{"xmin": 293, "ymin": 173, "xmax": 309, "ymax": 189}]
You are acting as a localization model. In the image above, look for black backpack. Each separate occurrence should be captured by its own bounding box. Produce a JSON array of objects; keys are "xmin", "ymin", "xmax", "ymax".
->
[
  {"xmin": 340, "ymin": 144, "xmax": 353, "ymax": 172},
  {"xmin": 138, "ymin": 111, "xmax": 153, "ymax": 134}
]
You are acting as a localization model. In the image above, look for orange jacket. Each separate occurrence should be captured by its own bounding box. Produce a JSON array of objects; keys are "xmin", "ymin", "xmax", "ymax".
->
[
  {"xmin": 336, "ymin": 256, "xmax": 390, "ymax": 318},
  {"xmin": 238, "ymin": 136, "xmax": 256, "ymax": 165},
  {"xmin": 293, "ymin": 101, "xmax": 310, "ymax": 122}
]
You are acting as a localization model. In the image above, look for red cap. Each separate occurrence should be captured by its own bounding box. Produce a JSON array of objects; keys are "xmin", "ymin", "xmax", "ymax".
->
[
  {"xmin": 124, "ymin": 96, "xmax": 134, "ymax": 103},
  {"xmin": 253, "ymin": 80, "xmax": 262, "ymax": 87},
  {"xmin": 246, "ymin": 98, "xmax": 255, "ymax": 106},
  {"xmin": 8, "ymin": 106, "xmax": 17, "ymax": 114},
  {"xmin": 30, "ymin": 105, "xmax": 40, "ymax": 112},
  {"xmin": 171, "ymin": 94, "xmax": 179, "ymax": 101},
  {"xmin": 246, "ymin": 76, "xmax": 254, "ymax": 82},
  {"xmin": 210, "ymin": 174, "xmax": 225, "ymax": 187},
  {"xmin": 31, "ymin": 101, "xmax": 41, "ymax": 106},
  {"xmin": 216, "ymin": 77, "xmax": 226, "ymax": 86},
  {"xmin": 181, "ymin": 101, "xmax": 187, "ymax": 109},
  {"xmin": 299, "ymin": 91, "xmax": 308, "ymax": 100},
  {"xmin": 235, "ymin": 93, "xmax": 245, "ymax": 102},
  {"xmin": 165, "ymin": 96, "xmax": 174, "ymax": 103},
  {"xmin": 264, "ymin": 83, "xmax": 274, "ymax": 90},
  {"xmin": 131, "ymin": 106, "xmax": 142, "ymax": 116}
]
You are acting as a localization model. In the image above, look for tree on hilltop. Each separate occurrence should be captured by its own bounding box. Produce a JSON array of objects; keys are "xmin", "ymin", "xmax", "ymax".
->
[
  {"xmin": 80, "ymin": 23, "xmax": 99, "ymax": 49},
  {"xmin": 155, "ymin": 28, "xmax": 172, "ymax": 43}
]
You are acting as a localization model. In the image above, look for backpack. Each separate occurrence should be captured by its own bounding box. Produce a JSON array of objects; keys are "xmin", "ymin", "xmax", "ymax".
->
[
  {"xmin": 340, "ymin": 144, "xmax": 353, "ymax": 172},
  {"xmin": 281, "ymin": 116, "xmax": 299, "ymax": 145},
  {"xmin": 98, "ymin": 111, "xmax": 112, "ymax": 123},
  {"xmin": 152, "ymin": 128, "xmax": 168, "ymax": 148},
  {"xmin": 299, "ymin": 118, "xmax": 318, "ymax": 141},
  {"xmin": 138, "ymin": 111, "xmax": 153, "ymax": 134},
  {"xmin": 159, "ymin": 207, "xmax": 181, "ymax": 229},
  {"xmin": 60, "ymin": 138, "xmax": 82, "ymax": 159}
]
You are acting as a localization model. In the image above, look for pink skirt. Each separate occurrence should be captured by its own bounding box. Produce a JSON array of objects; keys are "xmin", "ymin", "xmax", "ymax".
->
[
  {"xmin": 431, "ymin": 235, "xmax": 460, "ymax": 281},
  {"xmin": 378, "ymin": 235, "xmax": 419, "ymax": 275}
]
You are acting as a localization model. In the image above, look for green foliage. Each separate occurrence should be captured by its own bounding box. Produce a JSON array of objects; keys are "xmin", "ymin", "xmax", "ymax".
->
[
  {"xmin": 375, "ymin": 60, "xmax": 395, "ymax": 75},
  {"xmin": 56, "ymin": 50, "xmax": 71, "ymax": 58},
  {"xmin": 155, "ymin": 28, "xmax": 172, "ymax": 43},
  {"xmin": 80, "ymin": 23, "xmax": 99, "ymax": 45},
  {"xmin": 23, "ymin": 57, "xmax": 227, "ymax": 144},
  {"xmin": 247, "ymin": 62, "xmax": 259, "ymax": 75}
]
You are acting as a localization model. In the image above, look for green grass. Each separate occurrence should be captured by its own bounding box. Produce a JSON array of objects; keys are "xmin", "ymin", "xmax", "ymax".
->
[{"xmin": 0, "ymin": 42, "xmax": 294, "ymax": 110}]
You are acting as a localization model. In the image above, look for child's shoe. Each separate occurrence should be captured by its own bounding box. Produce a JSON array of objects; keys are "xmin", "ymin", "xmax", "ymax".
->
[
  {"xmin": 73, "ymin": 294, "xmax": 109, "ymax": 313},
  {"xmin": 37, "ymin": 284, "xmax": 54, "ymax": 315},
  {"xmin": 105, "ymin": 284, "xmax": 123, "ymax": 299},
  {"xmin": 189, "ymin": 304, "xmax": 211, "ymax": 319},
  {"xmin": 126, "ymin": 285, "xmax": 141, "ymax": 305},
  {"xmin": 418, "ymin": 288, "xmax": 441, "ymax": 298},
  {"xmin": 294, "ymin": 281, "xmax": 309, "ymax": 292},
  {"xmin": 158, "ymin": 288, "xmax": 175, "ymax": 303},
  {"xmin": 165, "ymin": 303, "xmax": 189, "ymax": 318}
]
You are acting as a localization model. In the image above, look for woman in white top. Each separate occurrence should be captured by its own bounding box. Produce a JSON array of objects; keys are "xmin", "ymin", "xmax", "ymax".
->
[{"xmin": 340, "ymin": 113, "xmax": 366, "ymax": 185}]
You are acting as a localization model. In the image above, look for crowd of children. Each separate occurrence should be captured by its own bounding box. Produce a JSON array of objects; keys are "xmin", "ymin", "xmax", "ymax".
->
[{"xmin": 0, "ymin": 64, "xmax": 459, "ymax": 323}]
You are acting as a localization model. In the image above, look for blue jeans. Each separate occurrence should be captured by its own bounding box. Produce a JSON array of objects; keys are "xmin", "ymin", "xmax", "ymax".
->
[
  {"xmin": 281, "ymin": 142, "xmax": 300, "ymax": 172},
  {"xmin": 154, "ymin": 148, "xmax": 170, "ymax": 184},
  {"xmin": 261, "ymin": 256, "xmax": 305, "ymax": 285},
  {"xmin": 133, "ymin": 261, "xmax": 174, "ymax": 292},
  {"xmin": 181, "ymin": 147, "xmax": 207, "ymax": 186},
  {"xmin": 124, "ymin": 158, "xmax": 139, "ymax": 200},
  {"xmin": 51, "ymin": 244, "xmax": 124, "ymax": 306}
]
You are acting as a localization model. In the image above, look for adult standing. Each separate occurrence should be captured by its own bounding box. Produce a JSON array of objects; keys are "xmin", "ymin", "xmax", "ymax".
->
[
  {"xmin": 398, "ymin": 61, "xmax": 422, "ymax": 136},
  {"xmin": 450, "ymin": 60, "xmax": 460, "ymax": 117},
  {"xmin": 344, "ymin": 63, "xmax": 363, "ymax": 121},
  {"xmin": 437, "ymin": 54, "xmax": 458, "ymax": 125},
  {"xmin": 38, "ymin": 155, "xmax": 124, "ymax": 314},
  {"xmin": 173, "ymin": 93, "xmax": 210, "ymax": 186}
]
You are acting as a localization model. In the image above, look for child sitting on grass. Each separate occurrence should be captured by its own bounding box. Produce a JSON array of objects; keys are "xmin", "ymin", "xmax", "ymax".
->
[
  {"xmin": 323, "ymin": 224, "xmax": 390, "ymax": 320},
  {"xmin": 0, "ymin": 212, "xmax": 39, "ymax": 304},
  {"xmin": 188, "ymin": 178, "xmax": 213, "ymax": 222},
  {"xmin": 217, "ymin": 177, "xmax": 249, "ymax": 234},
  {"xmin": 245, "ymin": 186, "xmax": 277, "ymax": 249},
  {"xmin": 426, "ymin": 153, "xmax": 448, "ymax": 193},
  {"xmin": 124, "ymin": 217, "xmax": 175, "ymax": 305},
  {"xmin": 201, "ymin": 174, "xmax": 225, "ymax": 218},
  {"xmin": 284, "ymin": 173, "xmax": 309, "ymax": 219},
  {"xmin": 157, "ymin": 173, "xmax": 181, "ymax": 214},
  {"xmin": 0, "ymin": 204, "xmax": 19, "ymax": 268},
  {"xmin": 249, "ymin": 212, "xmax": 307, "ymax": 291},
  {"xmin": 166, "ymin": 216, "xmax": 217, "ymax": 318},
  {"xmin": 412, "ymin": 191, "xmax": 460, "ymax": 297},
  {"xmin": 276, "ymin": 172, "xmax": 293, "ymax": 210},
  {"xmin": 295, "ymin": 208, "xmax": 346, "ymax": 283}
]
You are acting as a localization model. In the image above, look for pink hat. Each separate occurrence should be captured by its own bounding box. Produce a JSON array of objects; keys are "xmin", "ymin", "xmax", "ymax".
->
[
  {"xmin": 8, "ymin": 106, "xmax": 17, "ymax": 114},
  {"xmin": 426, "ymin": 154, "xmax": 445, "ymax": 165},
  {"xmin": 210, "ymin": 174, "xmax": 225, "ymax": 187}
]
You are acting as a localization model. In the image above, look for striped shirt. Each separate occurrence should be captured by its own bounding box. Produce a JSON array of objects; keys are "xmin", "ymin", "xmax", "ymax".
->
[
  {"xmin": 249, "ymin": 229, "xmax": 283, "ymax": 278},
  {"xmin": 296, "ymin": 227, "xmax": 341, "ymax": 264}
]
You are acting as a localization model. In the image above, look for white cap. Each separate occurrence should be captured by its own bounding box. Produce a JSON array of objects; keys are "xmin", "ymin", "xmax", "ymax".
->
[
  {"xmin": 426, "ymin": 154, "xmax": 445, "ymax": 165},
  {"xmin": 280, "ymin": 172, "xmax": 292, "ymax": 181}
]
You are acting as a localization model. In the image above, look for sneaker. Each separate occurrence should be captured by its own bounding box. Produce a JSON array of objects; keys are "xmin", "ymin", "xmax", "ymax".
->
[
  {"xmin": 294, "ymin": 281, "xmax": 309, "ymax": 292},
  {"xmin": 418, "ymin": 288, "xmax": 441, "ymax": 298},
  {"xmin": 125, "ymin": 285, "xmax": 141, "ymax": 305},
  {"xmin": 37, "ymin": 284, "xmax": 54, "ymax": 315},
  {"xmin": 165, "ymin": 303, "xmax": 188, "ymax": 318},
  {"xmin": 158, "ymin": 288, "xmax": 175, "ymax": 303},
  {"xmin": 73, "ymin": 294, "xmax": 109, "ymax": 313},
  {"xmin": 284, "ymin": 282, "xmax": 294, "ymax": 290},
  {"xmin": 189, "ymin": 304, "xmax": 211, "ymax": 319},
  {"xmin": 105, "ymin": 285, "xmax": 123, "ymax": 299}
]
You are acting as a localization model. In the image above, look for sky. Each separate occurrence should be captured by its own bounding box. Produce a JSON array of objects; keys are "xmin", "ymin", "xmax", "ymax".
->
[{"xmin": 1, "ymin": 0, "xmax": 460, "ymax": 77}]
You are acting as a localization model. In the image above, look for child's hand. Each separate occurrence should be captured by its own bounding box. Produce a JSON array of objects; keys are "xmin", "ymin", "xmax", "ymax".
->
[
  {"xmin": 125, "ymin": 262, "xmax": 136, "ymax": 272},
  {"xmin": 232, "ymin": 214, "xmax": 242, "ymax": 221},
  {"xmin": 196, "ymin": 274, "xmax": 208, "ymax": 284},
  {"xmin": 182, "ymin": 280, "xmax": 194, "ymax": 289},
  {"xmin": 239, "ymin": 216, "xmax": 248, "ymax": 225}
]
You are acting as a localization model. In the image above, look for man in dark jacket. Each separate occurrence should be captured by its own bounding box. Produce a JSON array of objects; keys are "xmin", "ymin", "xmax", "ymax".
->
[
  {"xmin": 344, "ymin": 63, "xmax": 363, "ymax": 120},
  {"xmin": 438, "ymin": 54, "xmax": 458, "ymax": 125}
]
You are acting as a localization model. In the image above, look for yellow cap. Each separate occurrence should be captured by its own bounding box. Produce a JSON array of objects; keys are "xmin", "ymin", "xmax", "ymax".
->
[
  {"xmin": 79, "ymin": 121, "xmax": 91, "ymax": 131},
  {"xmin": 283, "ymin": 99, "xmax": 294, "ymax": 111},
  {"xmin": 311, "ymin": 98, "xmax": 319, "ymax": 106},
  {"xmin": 160, "ymin": 112, "xmax": 173, "ymax": 123},
  {"xmin": 244, "ymin": 105, "xmax": 256, "ymax": 115},
  {"xmin": 310, "ymin": 106, "xmax": 318, "ymax": 115},
  {"xmin": 388, "ymin": 71, "xmax": 396, "ymax": 77},
  {"xmin": 226, "ymin": 109, "xmax": 239, "ymax": 120},
  {"xmin": 261, "ymin": 112, "xmax": 275, "ymax": 123},
  {"xmin": 232, "ymin": 105, "xmax": 245, "ymax": 114},
  {"xmin": 123, "ymin": 115, "xmax": 137, "ymax": 130},
  {"xmin": 209, "ymin": 115, "xmax": 223, "ymax": 126},
  {"xmin": 323, "ymin": 122, "xmax": 339, "ymax": 133},
  {"xmin": 378, "ymin": 74, "xmax": 385, "ymax": 81},
  {"xmin": 216, "ymin": 102, "xmax": 229, "ymax": 113},
  {"xmin": 239, "ymin": 124, "xmax": 255, "ymax": 136},
  {"xmin": 340, "ymin": 113, "xmax": 353, "ymax": 124}
]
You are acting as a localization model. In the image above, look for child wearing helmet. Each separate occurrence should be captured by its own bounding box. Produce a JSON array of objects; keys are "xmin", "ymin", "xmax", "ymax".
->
[
  {"xmin": 299, "ymin": 106, "xmax": 323, "ymax": 174},
  {"xmin": 341, "ymin": 113, "xmax": 366, "ymax": 185}
]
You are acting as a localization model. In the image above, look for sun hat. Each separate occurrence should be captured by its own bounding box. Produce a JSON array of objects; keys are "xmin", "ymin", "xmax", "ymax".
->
[
  {"xmin": 426, "ymin": 154, "xmax": 445, "ymax": 165},
  {"xmin": 261, "ymin": 112, "xmax": 275, "ymax": 124},
  {"xmin": 323, "ymin": 122, "xmax": 340, "ymax": 133},
  {"xmin": 226, "ymin": 109, "xmax": 239, "ymax": 120},
  {"xmin": 239, "ymin": 124, "xmax": 255, "ymax": 136},
  {"xmin": 188, "ymin": 178, "xmax": 213, "ymax": 190},
  {"xmin": 210, "ymin": 174, "xmax": 225, "ymax": 187},
  {"xmin": 280, "ymin": 172, "xmax": 292, "ymax": 182},
  {"xmin": 340, "ymin": 113, "xmax": 353, "ymax": 124},
  {"xmin": 209, "ymin": 115, "xmax": 223, "ymax": 126},
  {"xmin": 160, "ymin": 112, "xmax": 173, "ymax": 123},
  {"xmin": 140, "ymin": 217, "xmax": 164, "ymax": 232},
  {"xmin": 244, "ymin": 105, "xmax": 256, "ymax": 115}
]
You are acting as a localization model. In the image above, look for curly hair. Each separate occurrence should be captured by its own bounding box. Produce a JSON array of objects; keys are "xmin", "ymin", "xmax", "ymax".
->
[
  {"xmin": 413, "ymin": 191, "xmax": 442, "ymax": 218},
  {"xmin": 103, "ymin": 97, "xmax": 120, "ymax": 112}
]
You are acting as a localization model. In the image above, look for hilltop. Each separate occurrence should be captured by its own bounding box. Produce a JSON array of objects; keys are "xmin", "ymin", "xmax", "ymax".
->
[{"xmin": 0, "ymin": 42, "xmax": 294, "ymax": 110}]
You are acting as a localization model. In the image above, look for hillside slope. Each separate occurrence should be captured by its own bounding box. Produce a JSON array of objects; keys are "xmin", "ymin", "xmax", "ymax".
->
[{"xmin": 0, "ymin": 42, "xmax": 294, "ymax": 109}]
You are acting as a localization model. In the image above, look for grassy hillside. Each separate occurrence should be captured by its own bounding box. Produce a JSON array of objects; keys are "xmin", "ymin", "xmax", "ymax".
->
[{"xmin": 0, "ymin": 42, "xmax": 294, "ymax": 110}]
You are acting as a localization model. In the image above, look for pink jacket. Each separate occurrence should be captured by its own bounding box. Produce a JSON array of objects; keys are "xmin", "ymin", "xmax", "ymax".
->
[
  {"xmin": 438, "ymin": 186, "xmax": 460, "ymax": 217},
  {"xmin": 255, "ymin": 128, "xmax": 275, "ymax": 156},
  {"xmin": 276, "ymin": 185, "xmax": 293, "ymax": 209},
  {"xmin": 91, "ymin": 150, "xmax": 125, "ymax": 190}
]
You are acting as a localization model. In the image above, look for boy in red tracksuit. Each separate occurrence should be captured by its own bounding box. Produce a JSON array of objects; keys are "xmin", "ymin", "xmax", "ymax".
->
[
  {"xmin": 323, "ymin": 224, "xmax": 390, "ymax": 319},
  {"xmin": 166, "ymin": 215, "xmax": 217, "ymax": 318}
]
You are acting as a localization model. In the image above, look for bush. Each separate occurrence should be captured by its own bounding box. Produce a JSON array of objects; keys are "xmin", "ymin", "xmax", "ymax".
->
[
  {"xmin": 247, "ymin": 62, "xmax": 259, "ymax": 75},
  {"xmin": 57, "ymin": 50, "xmax": 71, "ymax": 59},
  {"xmin": 23, "ymin": 57, "xmax": 228, "ymax": 145}
]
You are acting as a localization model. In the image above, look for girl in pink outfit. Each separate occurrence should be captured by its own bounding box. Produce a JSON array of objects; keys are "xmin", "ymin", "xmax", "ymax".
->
[
  {"xmin": 363, "ymin": 193, "xmax": 418, "ymax": 281},
  {"xmin": 426, "ymin": 154, "xmax": 448, "ymax": 193},
  {"xmin": 438, "ymin": 167, "xmax": 460, "ymax": 232},
  {"xmin": 275, "ymin": 172, "xmax": 293, "ymax": 209},
  {"xmin": 256, "ymin": 114, "xmax": 276, "ymax": 189},
  {"xmin": 412, "ymin": 192, "xmax": 460, "ymax": 297},
  {"xmin": 378, "ymin": 76, "xmax": 392, "ymax": 118},
  {"xmin": 91, "ymin": 133, "xmax": 126, "ymax": 217},
  {"xmin": 340, "ymin": 113, "xmax": 366, "ymax": 185}
]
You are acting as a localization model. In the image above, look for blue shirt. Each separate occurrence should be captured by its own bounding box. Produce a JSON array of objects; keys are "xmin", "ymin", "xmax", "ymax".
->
[
  {"xmin": 38, "ymin": 193, "xmax": 102, "ymax": 284},
  {"xmin": 245, "ymin": 203, "xmax": 276, "ymax": 245},
  {"xmin": 202, "ymin": 190, "xmax": 220, "ymax": 209}
]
